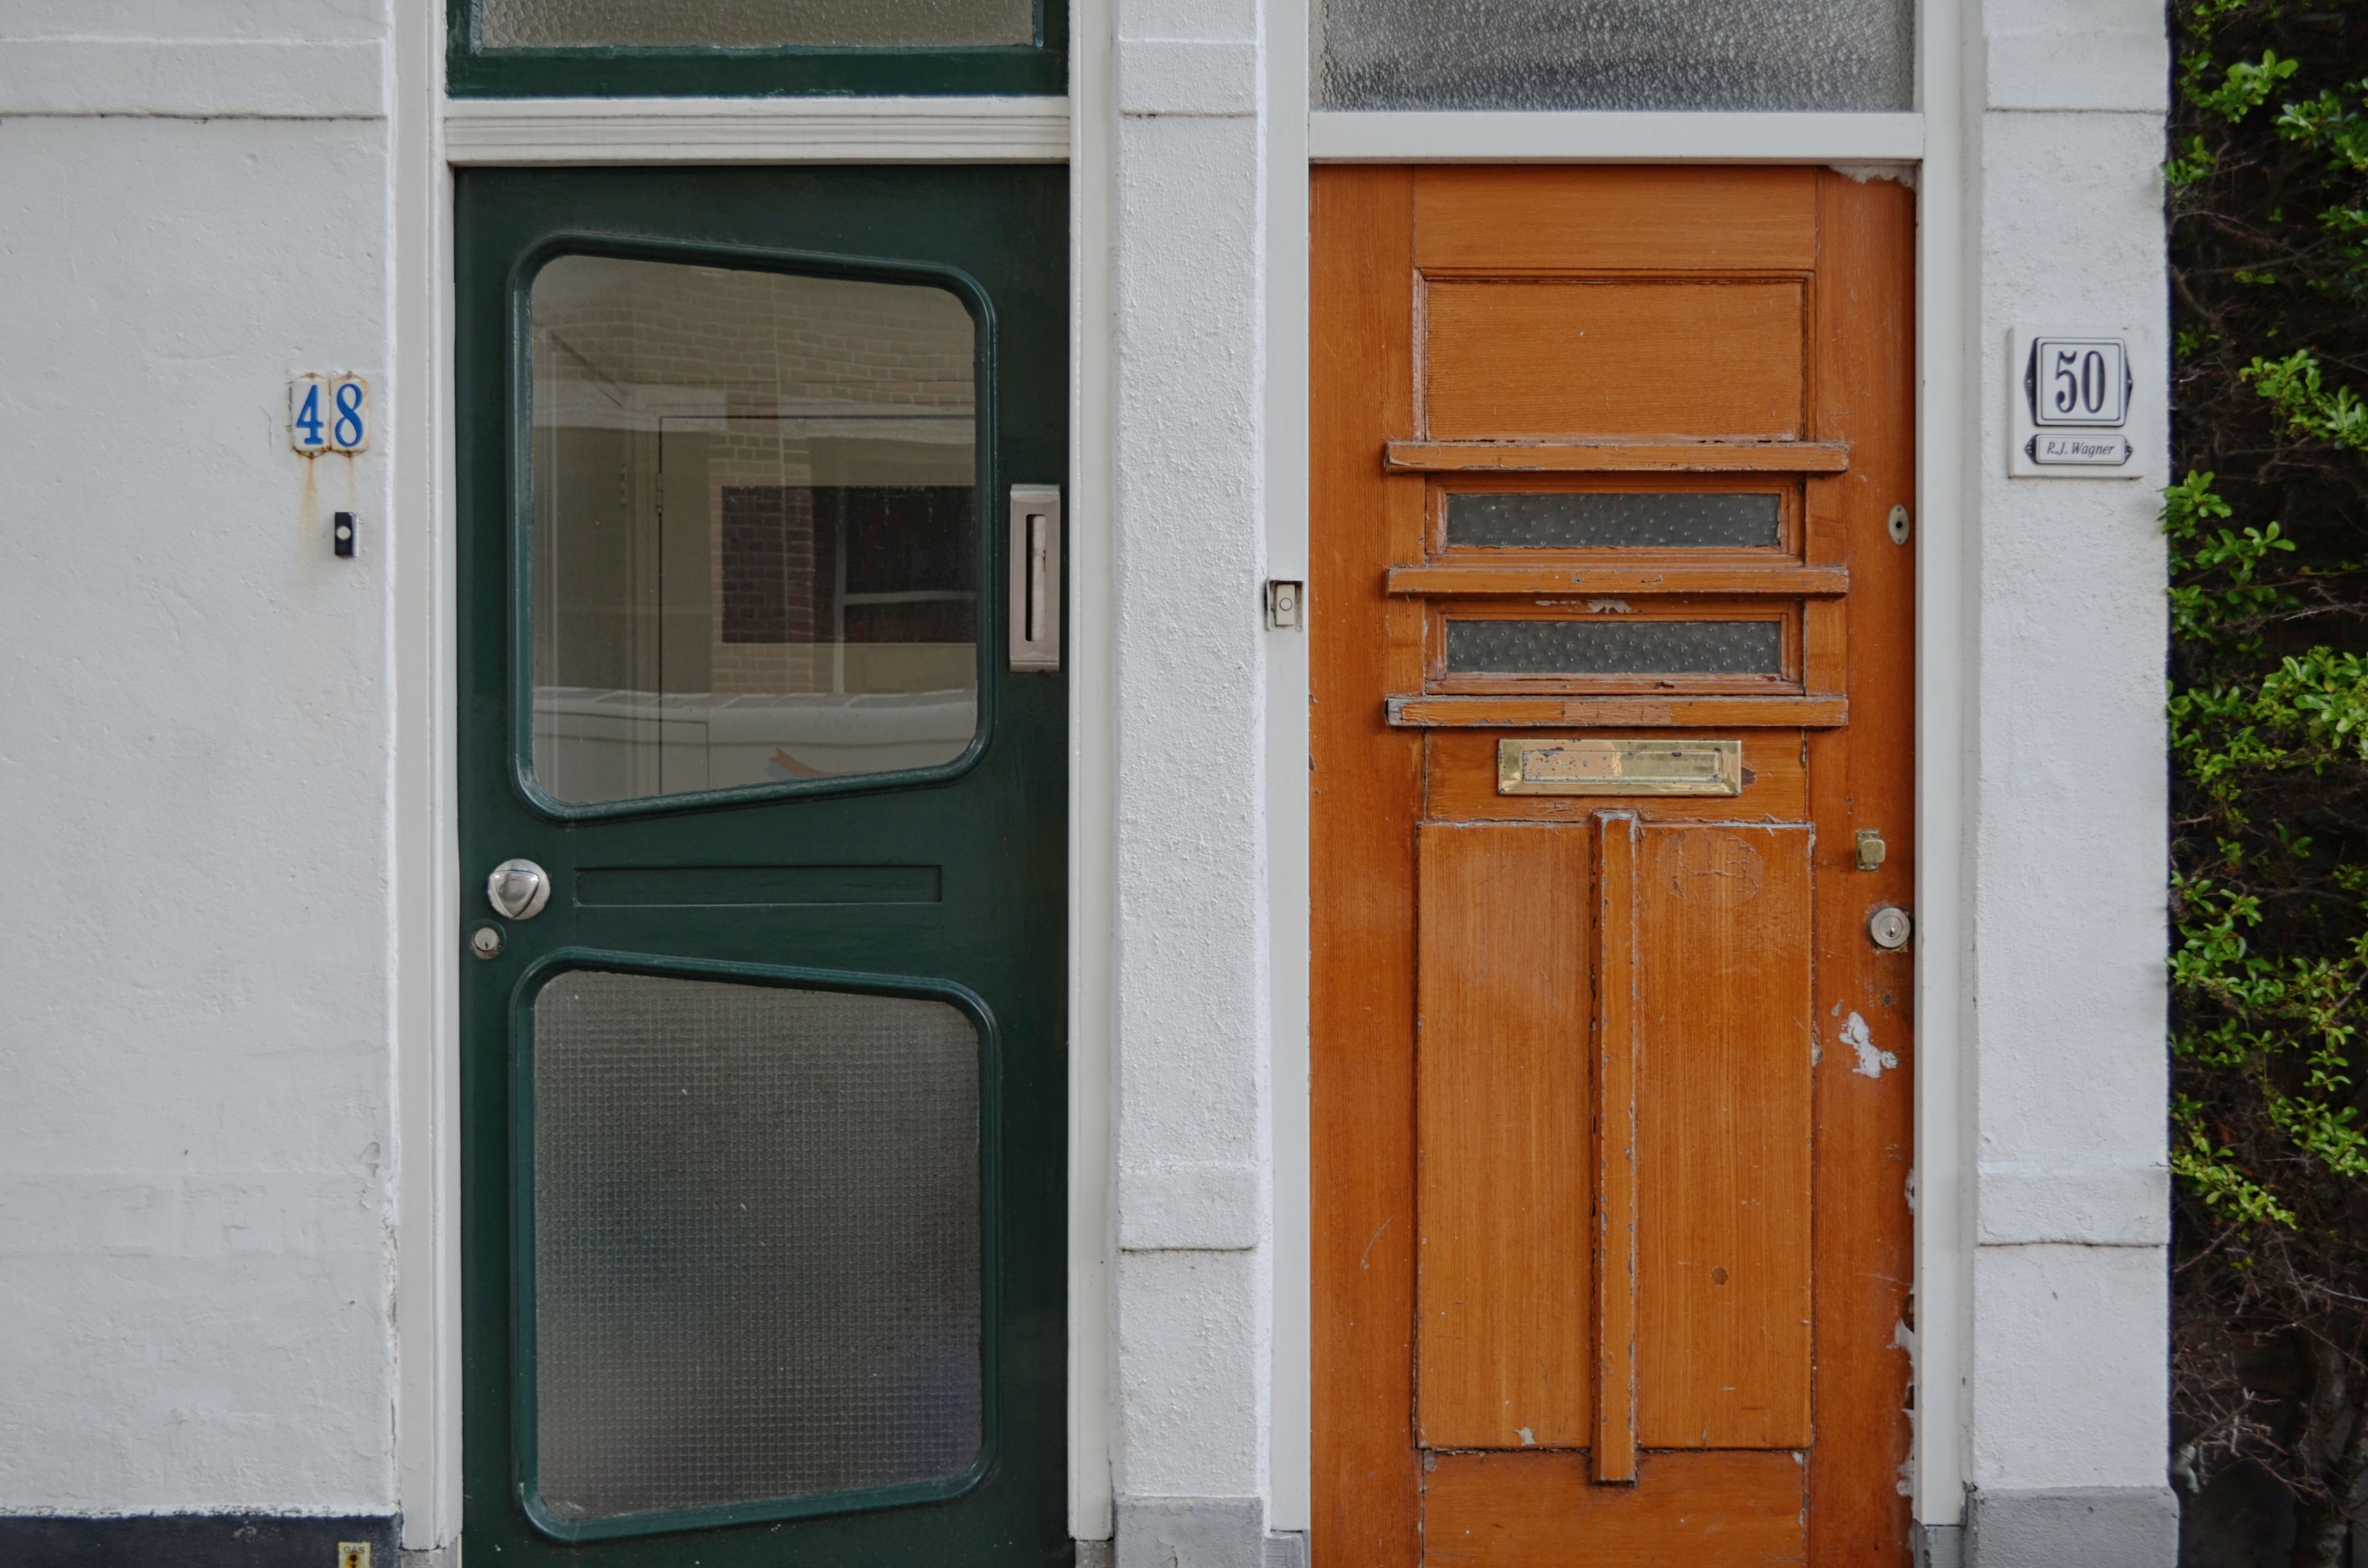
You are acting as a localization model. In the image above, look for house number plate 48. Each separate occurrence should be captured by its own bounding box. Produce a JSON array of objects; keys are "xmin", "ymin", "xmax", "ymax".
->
[{"xmin": 290, "ymin": 373, "xmax": 370, "ymax": 454}]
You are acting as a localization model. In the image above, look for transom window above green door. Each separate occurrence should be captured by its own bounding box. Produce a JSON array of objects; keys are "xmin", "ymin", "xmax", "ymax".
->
[
  {"xmin": 522, "ymin": 251, "xmax": 988, "ymax": 811},
  {"xmin": 450, "ymin": 0, "xmax": 1065, "ymax": 97}
]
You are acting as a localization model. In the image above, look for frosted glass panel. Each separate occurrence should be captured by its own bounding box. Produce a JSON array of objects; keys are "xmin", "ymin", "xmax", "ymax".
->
[
  {"xmin": 1446, "ymin": 618, "xmax": 1781, "ymax": 675},
  {"xmin": 1315, "ymin": 0, "xmax": 1914, "ymax": 111},
  {"xmin": 530, "ymin": 971, "xmax": 982, "ymax": 1522},
  {"xmin": 528, "ymin": 254, "xmax": 981, "ymax": 804},
  {"xmin": 480, "ymin": 0, "xmax": 1034, "ymax": 49},
  {"xmin": 1447, "ymin": 492, "xmax": 1780, "ymax": 549}
]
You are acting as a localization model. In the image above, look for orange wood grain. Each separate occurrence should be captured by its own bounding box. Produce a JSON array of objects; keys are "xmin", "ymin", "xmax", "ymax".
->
[
  {"xmin": 1424, "ymin": 281, "xmax": 1805, "ymax": 441},
  {"xmin": 1310, "ymin": 164, "xmax": 1423, "ymax": 1568},
  {"xmin": 1385, "ymin": 440, "xmax": 1847, "ymax": 474},
  {"xmin": 1415, "ymin": 824, "xmax": 1594, "ymax": 1450},
  {"xmin": 1316, "ymin": 165, "xmax": 1913, "ymax": 1568},
  {"xmin": 1413, "ymin": 165, "xmax": 1819, "ymax": 274},
  {"xmin": 1387, "ymin": 563, "xmax": 1848, "ymax": 599},
  {"xmin": 1424, "ymin": 731, "xmax": 1808, "ymax": 825},
  {"xmin": 1633, "ymin": 823, "xmax": 1815, "ymax": 1450},
  {"xmin": 1388, "ymin": 695, "xmax": 1848, "ymax": 730},
  {"xmin": 1422, "ymin": 1450, "xmax": 1808, "ymax": 1567},
  {"xmin": 1800, "ymin": 170, "xmax": 1917, "ymax": 1568},
  {"xmin": 1591, "ymin": 813, "xmax": 1640, "ymax": 1482}
]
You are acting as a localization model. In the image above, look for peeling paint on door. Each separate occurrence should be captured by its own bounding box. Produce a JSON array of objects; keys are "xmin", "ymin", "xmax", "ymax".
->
[{"xmin": 1842, "ymin": 1012, "xmax": 1898, "ymax": 1078}]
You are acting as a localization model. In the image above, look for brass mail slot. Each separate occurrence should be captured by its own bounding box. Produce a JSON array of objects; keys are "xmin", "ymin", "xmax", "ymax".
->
[{"xmin": 1496, "ymin": 737, "xmax": 1744, "ymax": 796}]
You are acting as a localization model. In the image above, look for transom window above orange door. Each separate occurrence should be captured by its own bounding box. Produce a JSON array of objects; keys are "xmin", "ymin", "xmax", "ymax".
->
[{"xmin": 1316, "ymin": 0, "xmax": 1913, "ymax": 110}]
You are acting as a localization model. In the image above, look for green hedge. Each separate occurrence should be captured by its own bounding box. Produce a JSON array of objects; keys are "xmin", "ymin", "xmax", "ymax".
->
[{"xmin": 2167, "ymin": 4, "xmax": 2368, "ymax": 1562}]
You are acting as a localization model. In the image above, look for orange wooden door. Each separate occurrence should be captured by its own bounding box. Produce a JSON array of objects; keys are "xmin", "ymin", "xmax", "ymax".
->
[{"xmin": 1311, "ymin": 167, "xmax": 1915, "ymax": 1568}]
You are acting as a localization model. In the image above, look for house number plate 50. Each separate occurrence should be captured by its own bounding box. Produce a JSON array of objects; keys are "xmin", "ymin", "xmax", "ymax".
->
[
  {"xmin": 2010, "ymin": 329, "xmax": 2138, "ymax": 476},
  {"xmin": 2027, "ymin": 337, "xmax": 2130, "ymax": 427}
]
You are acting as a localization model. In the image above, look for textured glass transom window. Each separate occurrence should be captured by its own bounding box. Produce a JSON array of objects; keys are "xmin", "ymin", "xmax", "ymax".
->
[
  {"xmin": 1447, "ymin": 492, "xmax": 1782, "ymax": 549},
  {"xmin": 1315, "ymin": 0, "xmax": 1914, "ymax": 112},
  {"xmin": 479, "ymin": 0, "xmax": 1034, "ymax": 48},
  {"xmin": 1446, "ymin": 618, "xmax": 1783, "ymax": 675}
]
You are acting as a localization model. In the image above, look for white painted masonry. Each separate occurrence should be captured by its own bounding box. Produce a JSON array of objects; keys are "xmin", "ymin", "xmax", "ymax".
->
[
  {"xmin": 1953, "ymin": 0, "xmax": 2179, "ymax": 1553},
  {"xmin": 1107, "ymin": 0, "xmax": 1276, "ymax": 1554},
  {"xmin": 0, "ymin": 0, "xmax": 398, "ymax": 1523},
  {"xmin": 0, "ymin": 0, "xmax": 2181, "ymax": 1562}
]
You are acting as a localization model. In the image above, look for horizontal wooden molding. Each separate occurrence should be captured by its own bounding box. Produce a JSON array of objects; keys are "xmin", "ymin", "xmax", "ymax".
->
[
  {"xmin": 1386, "ymin": 563, "xmax": 1849, "ymax": 598},
  {"xmin": 1310, "ymin": 110, "xmax": 1924, "ymax": 165},
  {"xmin": 1385, "ymin": 440, "xmax": 1850, "ymax": 474},
  {"xmin": 1386, "ymin": 694, "xmax": 1850, "ymax": 729},
  {"xmin": 443, "ymin": 96, "xmax": 1071, "ymax": 165}
]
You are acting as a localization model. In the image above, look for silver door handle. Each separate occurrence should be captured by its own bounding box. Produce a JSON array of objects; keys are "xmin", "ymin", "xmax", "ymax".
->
[
  {"xmin": 1009, "ymin": 485, "xmax": 1061, "ymax": 673},
  {"xmin": 487, "ymin": 858, "xmax": 552, "ymax": 921}
]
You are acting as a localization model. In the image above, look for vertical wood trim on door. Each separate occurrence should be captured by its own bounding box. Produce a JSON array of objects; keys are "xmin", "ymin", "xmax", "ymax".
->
[
  {"xmin": 1801, "ymin": 170, "xmax": 1917, "ymax": 1568},
  {"xmin": 1311, "ymin": 165, "xmax": 1423, "ymax": 1568},
  {"xmin": 1591, "ymin": 812, "xmax": 1639, "ymax": 1484}
]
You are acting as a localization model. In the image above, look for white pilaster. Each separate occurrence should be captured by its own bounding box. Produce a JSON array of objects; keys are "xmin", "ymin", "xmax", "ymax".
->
[{"xmin": 1107, "ymin": 0, "xmax": 1275, "ymax": 1557}]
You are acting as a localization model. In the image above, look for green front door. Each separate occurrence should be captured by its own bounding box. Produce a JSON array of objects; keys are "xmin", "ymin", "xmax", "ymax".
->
[{"xmin": 456, "ymin": 166, "xmax": 1067, "ymax": 1567}]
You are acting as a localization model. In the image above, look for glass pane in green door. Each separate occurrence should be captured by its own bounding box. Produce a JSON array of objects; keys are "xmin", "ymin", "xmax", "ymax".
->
[
  {"xmin": 530, "ymin": 969, "xmax": 983, "ymax": 1525},
  {"xmin": 529, "ymin": 254, "xmax": 980, "ymax": 805}
]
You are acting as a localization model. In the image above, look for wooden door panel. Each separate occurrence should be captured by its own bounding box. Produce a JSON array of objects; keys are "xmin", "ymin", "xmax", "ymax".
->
[
  {"xmin": 1413, "ymin": 166, "xmax": 1819, "ymax": 274},
  {"xmin": 1415, "ymin": 823, "xmax": 1593, "ymax": 1450},
  {"xmin": 1423, "ymin": 1451, "xmax": 1807, "ymax": 1568},
  {"xmin": 1315, "ymin": 165, "xmax": 1914, "ymax": 1568},
  {"xmin": 1424, "ymin": 282, "xmax": 1805, "ymax": 441},
  {"xmin": 1630, "ymin": 823, "xmax": 1814, "ymax": 1449}
]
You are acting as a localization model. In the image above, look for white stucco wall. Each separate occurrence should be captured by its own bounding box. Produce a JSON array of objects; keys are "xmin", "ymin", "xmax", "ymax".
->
[
  {"xmin": 0, "ymin": 4, "xmax": 398, "ymax": 1520},
  {"xmin": 0, "ymin": 0, "xmax": 2182, "ymax": 1561},
  {"xmin": 1107, "ymin": 0, "xmax": 1278, "ymax": 1542},
  {"xmin": 1959, "ymin": 0, "xmax": 2176, "ymax": 1540}
]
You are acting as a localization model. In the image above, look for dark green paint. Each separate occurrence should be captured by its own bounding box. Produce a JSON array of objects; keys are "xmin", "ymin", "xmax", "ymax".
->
[
  {"xmin": 458, "ymin": 166, "xmax": 1068, "ymax": 1568},
  {"xmin": 447, "ymin": 0, "xmax": 1066, "ymax": 98}
]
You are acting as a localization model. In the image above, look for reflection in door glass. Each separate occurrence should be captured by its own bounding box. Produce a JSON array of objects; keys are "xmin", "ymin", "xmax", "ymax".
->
[
  {"xmin": 531, "ymin": 970, "xmax": 982, "ymax": 1521},
  {"xmin": 528, "ymin": 255, "xmax": 979, "ymax": 805}
]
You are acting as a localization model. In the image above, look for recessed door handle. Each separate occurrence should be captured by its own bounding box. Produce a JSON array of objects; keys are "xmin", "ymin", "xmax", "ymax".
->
[
  {"xmin": 487, "ymin": 858, "xmax": 552, "ymax": 921},
  {"xmin": 1010, "ymin": 485, "xmax": 1061, "ymax": 673}
]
